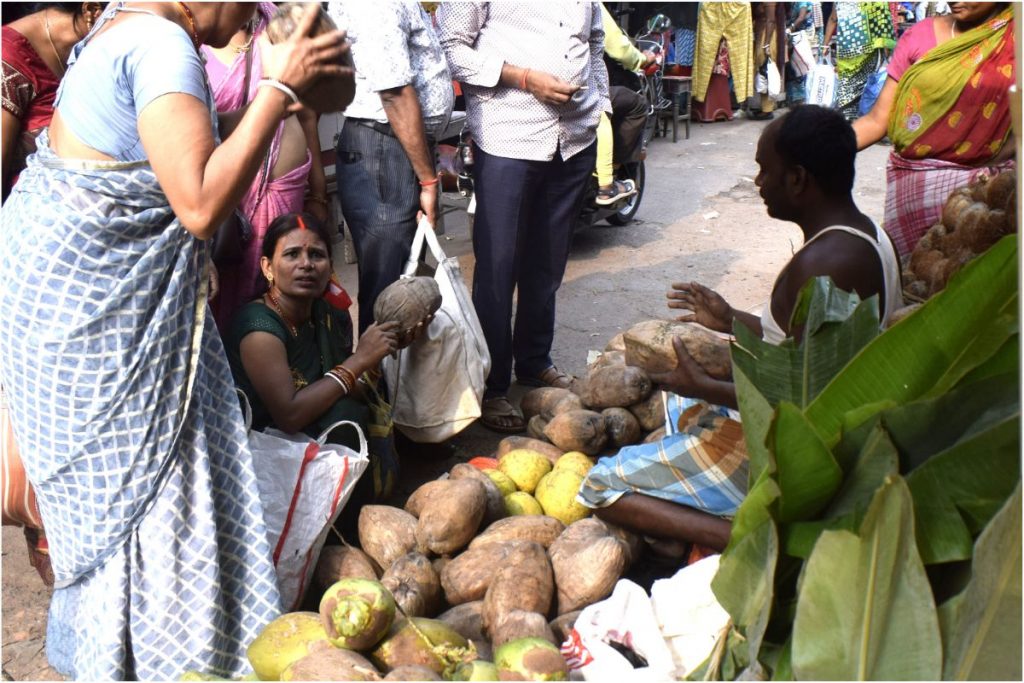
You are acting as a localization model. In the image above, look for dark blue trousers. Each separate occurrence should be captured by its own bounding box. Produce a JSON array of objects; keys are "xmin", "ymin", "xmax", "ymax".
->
[
  {"xmin": 336, "ymin": 122, "xmax": 422, "ymax": 334},
  {"xmin": 471, "ymin": 141, "xmax": 597, "ymax": 397}
]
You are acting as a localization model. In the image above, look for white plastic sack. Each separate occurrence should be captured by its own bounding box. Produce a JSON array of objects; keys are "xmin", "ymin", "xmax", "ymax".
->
[
  {"xmin": 562, "ymin": 579, "xmax": 677, "ymax": 681},
  {"xmin": 766, "ymin": 57, "xmax": 783, "ymax": 101},
  {"xmin": 382, "ymin": 217, "xmax": 490, "ymax": 443},
  {"xmin": 562, "ymin": 555, "xmax": 731, "ymax": 681},
  {"xmin": 806, "ymin": 53, "xmax": 837, "ymax": 107},
  {"xmin": 788, "ymin": 30, "xmax": 814, "ymax": 78},
  {"xmin": 244, "ymin": 393, "xmax": 369, "ymax": 610}
]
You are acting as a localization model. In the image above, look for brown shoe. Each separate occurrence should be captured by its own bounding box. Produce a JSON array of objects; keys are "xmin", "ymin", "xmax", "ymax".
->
[
  {"xmin": 517, "ymin": 366, "xmax": 574, "ymax": 390},
  {"xmin": 479, "ymin": 397, "xmax": 526, "ymax": 434}
]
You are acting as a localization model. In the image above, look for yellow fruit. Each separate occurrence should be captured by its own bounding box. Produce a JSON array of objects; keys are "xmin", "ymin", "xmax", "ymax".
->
[
  {"xmin": 499, "ymin": 450, "xmax": 552, "ymax": 494},
  {"xmin": 484, "ymin": 468, "xmax": 518, "ymax": 496},
  {"xmin": 246, "ymin": 612, "xmax": 330, "ymax": 681},
  {"xmin": 534, "ymin": 470, "xmax": 590, "ymax": 526},
  {"xmin": 554, "ymin": 451, "xmax": 594, "ymax": 478},
  {"xmin": 504, "ymin": 491, "xmax": 544, "ymax": 516}
]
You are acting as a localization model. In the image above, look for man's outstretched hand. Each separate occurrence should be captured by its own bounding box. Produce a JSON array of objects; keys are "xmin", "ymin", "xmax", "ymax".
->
[{"xmin": 667, "ymin": 281, "xmax": 734, "ymax": 334}]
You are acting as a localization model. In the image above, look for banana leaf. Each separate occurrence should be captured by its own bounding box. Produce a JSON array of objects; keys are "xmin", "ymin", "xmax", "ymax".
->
[
  {"xmin": 711, "ymin": 519, "xmax": 779, "ymax": 664},
  {"xmin": 725, "ymin": 469, "xmax": 780, "ymax": 552},
  {"xmin": 734, "ymin": 362, "xmax": 775, "ymax": 482},
  {"xmin": 791, "ymin": 476, "xmax": 941, "ymax": 680},
  {"xmin": 784, "ymin": 424, "xmax": 899, "ymax": 558},
  {"xmin": 731, "ymin": 278, "xmax": 879, "ymax": 409},
  {"xmin": 805, "ymin": 236, "xmax": 1018, "ymax": 446},
  {"xmin": 770, "ymin": 402, "xmax": 842, "ymax": 523},
  {"xmin": 905, "ymin": 412, "xmax": 1020, "ymax": 564},
  {"xmin": 938, "ymin": 484, "xmax": 1022, "ymax": 681}
]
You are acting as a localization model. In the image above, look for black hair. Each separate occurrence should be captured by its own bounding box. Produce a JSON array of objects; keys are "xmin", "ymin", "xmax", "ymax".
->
[
  {"xmin": 261, "ymin": 212, "xmax": 334, "ymax": 260},
  {"xmin": 2, "ymin": 3, "xmax": 84, "ymax": 25},
  {"xmin": 773, "ymin": 104, "xmax": 857, "ymax": 197}
]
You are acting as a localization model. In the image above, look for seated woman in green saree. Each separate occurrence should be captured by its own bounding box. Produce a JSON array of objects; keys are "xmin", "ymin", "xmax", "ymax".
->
[{"xmin": 226, "ymin": 212, "xmax": 398, "ymax": 464}]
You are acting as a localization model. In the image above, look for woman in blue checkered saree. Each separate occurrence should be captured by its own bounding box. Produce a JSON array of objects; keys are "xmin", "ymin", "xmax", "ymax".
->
[{"xmin": 0, "ymin": 4, "xmax": 350, "ymax": 679}]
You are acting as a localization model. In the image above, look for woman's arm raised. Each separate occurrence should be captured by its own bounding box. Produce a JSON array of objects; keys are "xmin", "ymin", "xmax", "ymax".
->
[{"xmin": 140, "ymin": 5, "xmax": 350, "ymax": 238}]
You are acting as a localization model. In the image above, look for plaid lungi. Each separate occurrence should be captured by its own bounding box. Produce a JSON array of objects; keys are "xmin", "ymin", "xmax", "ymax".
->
[
  {"xmin": 578, "ymin": 393, "xmax": 748, "ymax": 517},
  {"xmin": 884, "ymin": 151, "xmax": 1016, "ymax": 258}
]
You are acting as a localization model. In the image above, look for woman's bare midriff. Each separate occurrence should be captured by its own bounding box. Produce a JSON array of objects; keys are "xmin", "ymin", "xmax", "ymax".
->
[
  {"xmin": 48, "ymin": 112, "xmax": 117, "ymax": 161},
  {"xmin": 271, "ymin": 115, "xmax": 309, "ymax": 180}
]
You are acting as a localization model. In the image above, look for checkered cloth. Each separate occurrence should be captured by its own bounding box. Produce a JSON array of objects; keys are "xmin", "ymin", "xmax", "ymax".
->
[
  {"xmin": 578, "ymin": 393, "xmax": 749, "ymax": 517},
  {"xmin": 0, "ymin": 130, "xmax": 281, "ymax": 680},
  {"xmin": 884, "ymin": 151, "xmax": 1016, "ymax": 258}
]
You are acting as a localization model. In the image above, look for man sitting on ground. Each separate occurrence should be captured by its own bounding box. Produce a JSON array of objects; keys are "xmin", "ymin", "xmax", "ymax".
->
[{"xmin": 579, "ymin": 105, "xmax": 904, "ymax": 551}]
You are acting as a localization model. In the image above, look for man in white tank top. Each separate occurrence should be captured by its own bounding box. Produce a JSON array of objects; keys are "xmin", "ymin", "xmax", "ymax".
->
[{"xmin": 590, "ymin": 106, "xmax": 902, "ymax": 551}]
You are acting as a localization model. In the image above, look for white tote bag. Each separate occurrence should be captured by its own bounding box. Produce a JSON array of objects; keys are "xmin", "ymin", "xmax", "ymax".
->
[
  {"xmin": 381, "ymin": 218, "xmax": 490, "ymax": 443},
  {"xmin": 242, "ymin": 392, "xmax": 369, "ymax": 610},
  {"xmin": 788, "ymin": 30, "xmax": 815, "ymax": 78},
  {"xmin": 806, "ymin": 52, "xmax": 837, "ymax": 107}
]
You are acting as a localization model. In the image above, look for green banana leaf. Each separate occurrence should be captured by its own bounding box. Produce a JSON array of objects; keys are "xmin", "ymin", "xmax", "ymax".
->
[
  {"xmin": 791, "ymin": 476, "xmax": 942, "ymax": 680},
  {"xmin": 805, "ymin": 236, "xmax": 1018, "ymax": 446},
  {"xmin": 784, "ymin": 424, "xmax": 899, "ymax": 558},
  {"xmin": 938, "ymin": 484, "xmax": 1022, "ymax": 681},
  {"xmin": 770, "ymin": 402, "xmax": 842, "ymax": 523},
  {"xmin": 725, "ymin": 469, "xmax": 780, "ymax": 552},
  {"xmin": 711, "ymin": 519, "xmax": 779, "ymax": 664},
  {"xmin": 734, "ymin": 362, "xmax": 775, "ymax": 482},
  {"xmin": 731, "ymin": 278, "xmax": 879, "ymax": 409},
  {"xmin": 905, "ymin": 412, "xmax": 1020, "ymax": 564}
]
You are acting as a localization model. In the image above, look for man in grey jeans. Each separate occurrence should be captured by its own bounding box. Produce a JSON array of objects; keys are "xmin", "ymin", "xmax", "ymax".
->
[{"xmin": 328, "ymin": 0, "xmax": 453, "ymax": 334}]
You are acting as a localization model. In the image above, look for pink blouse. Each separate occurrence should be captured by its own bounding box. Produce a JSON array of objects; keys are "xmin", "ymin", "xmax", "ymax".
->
[{"xmin": 887, "ymin": 17, "xmax": 940, "ymax": 81}]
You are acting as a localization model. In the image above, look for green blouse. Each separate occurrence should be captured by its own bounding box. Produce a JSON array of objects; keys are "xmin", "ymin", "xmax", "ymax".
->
[{"xmin": 226, "ymin": 299, "xmax": 369, "ymax": 451}]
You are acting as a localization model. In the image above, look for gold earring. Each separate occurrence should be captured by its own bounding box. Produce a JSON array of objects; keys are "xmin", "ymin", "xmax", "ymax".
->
[
  {"xmin": 266, "ymin": 273, "xmax": 274, "ymax": 285},
  {"xmin": 86, "ymin": 16, "xmax": 93, "ymax": 31}
]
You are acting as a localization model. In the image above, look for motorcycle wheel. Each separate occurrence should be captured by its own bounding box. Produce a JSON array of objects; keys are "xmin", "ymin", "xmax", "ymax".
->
[{"xmin": 606, "ymin": 160, "xmax": 645, "ymax": 226}]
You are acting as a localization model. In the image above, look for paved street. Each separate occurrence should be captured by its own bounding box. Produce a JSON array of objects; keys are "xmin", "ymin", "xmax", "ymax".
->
[{"xmin": 1, "ymin": 113, "xmax": 891, "ymax": 681}]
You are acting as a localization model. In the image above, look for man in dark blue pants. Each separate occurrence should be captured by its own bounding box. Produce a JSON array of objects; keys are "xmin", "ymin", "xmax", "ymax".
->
[{"xmin": 439, "ymin": 3, "xmax": 610, "ymax": 432}]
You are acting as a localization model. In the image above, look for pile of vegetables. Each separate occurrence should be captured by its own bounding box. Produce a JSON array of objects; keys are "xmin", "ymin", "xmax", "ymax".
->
[
  {"xmin": 903, "ymin": 169, "xmax": 1017, "ymax": 300},
  {"xmin": 521, "ymin": 319, "xmax": 731, "ymax": 453}
]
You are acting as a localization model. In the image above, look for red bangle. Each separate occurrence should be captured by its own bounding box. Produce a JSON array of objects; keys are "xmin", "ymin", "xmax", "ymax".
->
[
  {"xmin": 520, "ymin": 68, "xmax": 531, "ymax": 91},
  {"xmin": 418, "ymin": 176, "xmax": 439, "ymax": 187}
]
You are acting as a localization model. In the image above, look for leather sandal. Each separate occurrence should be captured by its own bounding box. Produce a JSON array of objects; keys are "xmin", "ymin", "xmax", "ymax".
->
[
  {"xmin": 517, "ymin": 366, "xmax": 574, "ymax": 390},
  {"xmin": 479, "ymin": 396, "xmax": 526, "ymax": 434}
]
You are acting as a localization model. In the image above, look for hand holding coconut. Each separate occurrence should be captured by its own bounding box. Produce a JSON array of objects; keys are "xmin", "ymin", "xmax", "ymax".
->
[{"xmin": 262, "ymin": 3, "xmax": 355, "ymax": 113}]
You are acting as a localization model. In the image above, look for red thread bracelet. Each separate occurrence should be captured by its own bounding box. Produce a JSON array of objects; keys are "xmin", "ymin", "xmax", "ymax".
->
[{"xmin": 418, "ymin": 176, "xmax": 439, "ymax": 187}]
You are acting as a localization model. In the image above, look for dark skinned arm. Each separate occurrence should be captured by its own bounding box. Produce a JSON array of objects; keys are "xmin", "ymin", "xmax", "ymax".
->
[
  {"xmin": 649, "ymin": 337, "xmax": 738, "ymax": 409},
  {"xmin": 379, "ymin": 84, "xmax": 438, "ymax": 226},
  {"xmin": 595, "ymin": 493, "xmax": 732, "ymax": 551}
]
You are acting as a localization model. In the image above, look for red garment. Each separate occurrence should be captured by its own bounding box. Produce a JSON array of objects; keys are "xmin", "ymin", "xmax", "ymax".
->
[{"xmin": 2, "ymin": 26, "xmax": 61, "ymax": 187}]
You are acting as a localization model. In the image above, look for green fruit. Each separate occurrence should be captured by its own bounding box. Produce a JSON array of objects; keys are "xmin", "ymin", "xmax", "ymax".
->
[
  {"xmin": 483, "ymin": 468, "xmax": 518, "ymax": 496},
  {"xmin": 451, "ymin": 660, "xmax": 500, "ymax": 681},
  {"xmin": 246, "ymin": 612, "xmax": 329, "ymax": 681},
  {"xmin": 498, "ymin": 450, "xmax": 552, "ymax": 494},
  {"xmin": 369, "ymin": 617, "xmax": 472, "ymax": 677},
  {"xmin": 504, "ymin": 491, "xmax": 544, "ymax": 516},
  {"xmin": 319, "ymin": 578, "xmax": 397, "ymax": 651},
  {"xmin": 534, "ymin": 469, "xmax": 590, "ymax": 526},
  {"xmin": 494, "ymin": 637, "xmax": 568, "ymax": 681}
]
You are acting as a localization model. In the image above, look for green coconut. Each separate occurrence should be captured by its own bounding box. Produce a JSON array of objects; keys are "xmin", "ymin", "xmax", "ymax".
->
[
  {"xmin": 246, "ymin": 612, "xmax": 330, "ymax": 681},
  {"xmin": 494, "ymin": 637, "xmax": 568, "ymax": 681},
  {"xmin": 280, "ymin": 644, "xmax": 382, "ymax": 681},
  {"xmin": 369, "ymin": 617, "xmax": 475, "ymax": 677},
  {"xmin": 319, "ymin": 578, "xmax": 397, "ymax": 651},
  {"xmin": 451, "ymin": 659, "xmax": 500, "ymax": 681}
]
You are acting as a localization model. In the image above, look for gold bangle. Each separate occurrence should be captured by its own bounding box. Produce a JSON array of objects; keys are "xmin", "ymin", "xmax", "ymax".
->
[{"xmin": 306, "ymin": 194, "xmax": 328, "ymax": 205}]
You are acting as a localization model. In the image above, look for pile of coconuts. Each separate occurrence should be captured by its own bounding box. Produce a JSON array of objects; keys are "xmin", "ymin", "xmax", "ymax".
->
[
  {"xmin": 275, "ymin": 453, "xmax": 646, "ymax": 681},
  {"xmin": 903, "ymin": 169, "xmax": 1017, "ymax": 301},
  {"xmin": 523, "ymin": 319, "xmax": 732, "ymax": 453}
]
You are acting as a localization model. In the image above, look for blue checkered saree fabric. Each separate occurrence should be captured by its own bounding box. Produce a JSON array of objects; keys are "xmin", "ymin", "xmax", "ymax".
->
[
  {"xmin": 0, "ymin": 130, "xmax": 281, "ymax": 680},
  {"xmin": 579, "ymin": 392, "xmax": 749, "ymax": 517}
]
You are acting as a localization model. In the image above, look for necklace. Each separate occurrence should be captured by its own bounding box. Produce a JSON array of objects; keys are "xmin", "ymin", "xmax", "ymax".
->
[
  {"xmin": 266, "ymin": 289, "xmax": 304, "ymax": 337},
  {"xmin": 950, "ymin": 19, "xmax": 958, "ymax": 41},
  {"xmin": 172, "ymin": 2, "xmax": 200, "ymax": 50},
  {"xmin": 43, "ymin": 10, "xmax": 66, "ymax": 76},
  {"xmin": 235, "ymin": 20, "xmax": 256, "ymax": 53}
]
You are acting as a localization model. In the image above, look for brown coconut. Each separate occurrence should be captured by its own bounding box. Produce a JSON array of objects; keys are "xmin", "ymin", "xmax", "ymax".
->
[
  {"xmin": 543, "ymin": 410, "xmax": 608, "ymax": 455},
  {"xmin": 380, "ymin": 552, "xmax": 442, "ymax": 618},
  {"xmin": 941, "ymin": 188, "xmax": 975, "ymax": 228},
  {"xmin": 601, "ymin": 407, "xmax": 642, "ymax": 448},
  {"xmin": 623, "ymin": 320, "xmax": 731, "ymax": 379},
  {"xmin": 448, "ymin": 463, "xmax": 507, "ymax": 526},
  {"xmin": 469, "ymin": 516, "xmax": 565, "ymax": 551},
  {"xmin": 265, "ymin": 3, "xmax": 354, "ymax": 113},
  {"xmin": 415, "ymin": 479, "xmax": 487, "ymax": 556},
  {"xmin": 548, "ymin": 519, "xmax": 629, "ymax": 615},
  {"xmin": 579, "ymin": 364, "xmax": 653, "ymax": 409},
  {"xmin": 314, "ymin": 544, "xmax": 381, "ymax": 590},
  {"xmin": 359, "ymin": 506, "xmax": 419, "ymax": 571},
  {"xmin": 373, "ymin": 277, "xmax": 442, "ymax": 339}
]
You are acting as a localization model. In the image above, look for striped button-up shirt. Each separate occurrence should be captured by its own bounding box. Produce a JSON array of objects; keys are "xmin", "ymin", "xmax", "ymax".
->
[{"xmin": 437, "ymin": 2, "xmax": 610, "ymax": 162}]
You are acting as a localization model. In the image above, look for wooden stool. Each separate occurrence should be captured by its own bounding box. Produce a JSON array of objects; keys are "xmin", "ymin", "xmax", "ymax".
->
[{"xmin": 660, "ymin": 75, "xmax": 693, "ymax": 142}]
